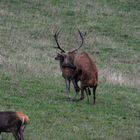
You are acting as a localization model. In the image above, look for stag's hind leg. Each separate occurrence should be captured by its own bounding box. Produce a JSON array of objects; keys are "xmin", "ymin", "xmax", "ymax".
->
[
  {"xmin": 77, "ymin": 83, "xmax": 86, "ymax": 101},
  {"xmin": 18, "ymin": 129, "xmax": 24, "ymax": 140},
  {"xmin": 93, "ymin": 85, "xmax": 97, "ymax": 104},
  {"xmin": 78, "ymin": 88, "xmax": 85, "ymax": 101},
  {"xmin": 12, "ymin": 131, "xmax": 20, "ymax": 140},
  {"xmin": 87, "ymin": 87, "xmax": 91, "ymax": 95},
  {"xmin": 17, "ymin": 123, "xmax": 26, "ymax": 140},
  {"xmin": 84, "ymin": 88, "xmax": 89, "ymax": 103}
]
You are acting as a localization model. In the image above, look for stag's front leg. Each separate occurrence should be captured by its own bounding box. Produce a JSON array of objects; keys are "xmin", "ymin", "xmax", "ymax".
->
[
  {"xmin": 72, "ymin": 79, "xmax": 80, "ymax": 101},
  {"xmin": 65, "ymin": 79, "xmax": 71, "ymax": 99}
]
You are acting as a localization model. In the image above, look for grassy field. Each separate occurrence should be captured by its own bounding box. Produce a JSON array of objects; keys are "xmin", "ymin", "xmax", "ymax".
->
[{"xmin": 0, "ymin": 0, "xmax": 140, "ymax": 139}]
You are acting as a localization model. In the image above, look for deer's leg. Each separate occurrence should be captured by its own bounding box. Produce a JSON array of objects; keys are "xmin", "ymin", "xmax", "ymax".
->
[
  {"xmin": 87, "ymin": 87, "xmax": 91, "ymax": 95},
  {"xmin": 80, "ymin": 88, "xmax": 85, "ymax": 100},
  {"xmin": 65, "ymin": 79, "xmax": 71, "ymax": 99},
  {"xmin": 76, "ymin": 82, "xmax": 85, "ymax": 101},
  {"xmin": 93, "ymin": 85, "xmax": 97, "ymax": 104},
  {"xmin": 85, "ymin": 88, "xmax": 89, "ymax": 103},
  {"xmin": 18, "ymin": 130, "xmax": 24, "ymax": 140},
  {"xmin": 76, "ymin": 87, "xmax": 85, "ymax": 102},
  {"xmin": 72, "ymin": 79, "xmax": 80, "ymax": 100},
  {"xmin": 12, "ymin": 131, "xmax": 20, "ymax": 140},
  {"xmin": 18, "ymin": 124, "xmax": 26, "ymax": 140}
]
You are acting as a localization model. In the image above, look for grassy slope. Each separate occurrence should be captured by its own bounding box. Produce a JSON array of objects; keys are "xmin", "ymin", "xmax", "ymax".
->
[{"xmin": 0, "ymin": 0, "xmax": 140, "ymax": 139}]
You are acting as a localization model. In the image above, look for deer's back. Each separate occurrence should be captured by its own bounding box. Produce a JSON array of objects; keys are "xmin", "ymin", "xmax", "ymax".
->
[{"xmin": 74, "ymin": 52, "xmax": 97, "ymax": 73}]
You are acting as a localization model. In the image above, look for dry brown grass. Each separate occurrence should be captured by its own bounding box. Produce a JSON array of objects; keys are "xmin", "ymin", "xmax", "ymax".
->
[{"xmin": 99, "ymin": 68, "xmax": 140, "ymax": 89}]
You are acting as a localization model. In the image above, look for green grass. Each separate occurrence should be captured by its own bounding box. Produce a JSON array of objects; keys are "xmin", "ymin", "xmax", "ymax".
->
[{"xmin": 0, "ymin": 0, "xmax": 140, "ymax": 139}]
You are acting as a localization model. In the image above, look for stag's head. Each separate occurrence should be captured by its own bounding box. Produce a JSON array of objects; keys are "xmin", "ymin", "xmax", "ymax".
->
[{"xmin": 54, "ymin": 29, "xmax": 86, "ymax": 68}]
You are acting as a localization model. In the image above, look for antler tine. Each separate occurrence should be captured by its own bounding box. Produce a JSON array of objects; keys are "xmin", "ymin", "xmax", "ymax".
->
[
  {"xmin": 54, "ymin": 30, "xmax": 60, "ymax": 39},
  {"xmin": 71, "ymin": 29, "xmax": 86, "ymax": 53},
  {"xmin": 83, "ymin": 32, "xmax": 87, "ymax": 37},
  {"xmin": 78, "ymin": 29, "xmax": 84, "ymax": 46},
  {"xmin": 54, "ymin": 30, "xmax": 65, "ymax": 53}
]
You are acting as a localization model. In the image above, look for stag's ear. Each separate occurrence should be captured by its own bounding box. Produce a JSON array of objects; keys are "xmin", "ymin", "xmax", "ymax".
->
[{"xmin": 55, "ymin": 53, "xmax": 66, "ymax": 60}]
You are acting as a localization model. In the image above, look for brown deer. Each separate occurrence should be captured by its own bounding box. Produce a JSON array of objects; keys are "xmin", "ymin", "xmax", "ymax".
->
[
  {"xmin": 0, "ymin": 111, "xmax": 29, "ymax": 140},
  {"xmin": 54, "ymin": 30, "xmax": 94, "ymax": 102}
]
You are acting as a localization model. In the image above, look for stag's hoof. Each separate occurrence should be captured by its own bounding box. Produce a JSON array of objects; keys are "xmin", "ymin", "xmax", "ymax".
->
[
  {"xmin": 76, "ymin": 97, "xmax": 84, "ymax": 102},
  {"xmin": 80, "ymin": 97, "xmax": 84, "ymax": 100},
  {"xmin": 75, "ymin": 87, "xmax": 80, "ymax": 92},
  {"xmin": 72, "ymin": 98, "xmax": 77, "ymax": 102},
  {"xmin": 67, "ymin": 96, "xmax": 71, "ymax": 100}
]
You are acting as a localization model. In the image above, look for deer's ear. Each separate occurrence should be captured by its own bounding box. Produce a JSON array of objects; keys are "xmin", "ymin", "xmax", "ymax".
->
[{"xmin": 55, "ymin": 53, "xmax": 65, "ymax": 60}]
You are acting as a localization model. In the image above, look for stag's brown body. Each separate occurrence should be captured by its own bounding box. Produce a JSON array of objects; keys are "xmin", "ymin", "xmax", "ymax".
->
[{"xmin": 0, "ymin": 111, "xmax": 29, "ymax": 140}]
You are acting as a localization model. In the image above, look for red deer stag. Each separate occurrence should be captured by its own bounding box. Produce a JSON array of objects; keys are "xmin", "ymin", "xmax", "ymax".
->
[
  {"xmin": 54, "ymin": 30, "xmax": 93, "ymax": 102},
  {"xmin": 54, "ymin": 30, "xmax": 81, "ymax": 99},
  {"xmin": 0, "ymin": 111, "xmax": 29, "ymax": 140},
  {"xmin": 54, "ymin": 29, "xmax": 98, "ymax": 104}
]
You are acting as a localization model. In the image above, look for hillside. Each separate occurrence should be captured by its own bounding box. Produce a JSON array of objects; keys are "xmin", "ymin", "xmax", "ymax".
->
[{"xmin": 0, "ymin": 0, "xmax": 140, "ymax": 139}]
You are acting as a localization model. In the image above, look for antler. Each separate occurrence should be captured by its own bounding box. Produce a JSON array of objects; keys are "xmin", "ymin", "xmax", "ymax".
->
[
  {"xmin": 71, "ymin": 29, "xmax": 86, "ymax": 53},
  {"xmin": 54, "ymin": 30, "xmax": 65, "ymax": 53}
]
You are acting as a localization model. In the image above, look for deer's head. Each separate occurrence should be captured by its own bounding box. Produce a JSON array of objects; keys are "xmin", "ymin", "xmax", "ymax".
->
[{"xmin": 54, "ymin": 29, "xmax": 86, "ymax": 69}]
